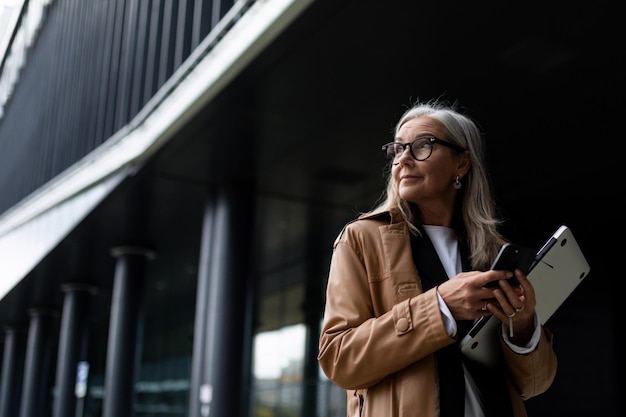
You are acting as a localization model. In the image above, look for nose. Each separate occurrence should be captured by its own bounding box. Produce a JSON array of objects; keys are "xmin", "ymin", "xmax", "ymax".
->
[{"xmin": 394, "ymin": 144, "xmax": 413, "ymax": 164}]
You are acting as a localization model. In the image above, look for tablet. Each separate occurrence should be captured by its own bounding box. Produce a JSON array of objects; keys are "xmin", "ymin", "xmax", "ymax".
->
[{"xmin": 460, "ymin": 225, "xmax": 591, "ymax": 367}]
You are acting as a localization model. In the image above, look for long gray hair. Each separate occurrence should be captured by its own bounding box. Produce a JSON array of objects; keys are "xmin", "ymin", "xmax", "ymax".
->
[{"xmin": 369, "ymin": 99, "xmax": 503, "ymax": 270}]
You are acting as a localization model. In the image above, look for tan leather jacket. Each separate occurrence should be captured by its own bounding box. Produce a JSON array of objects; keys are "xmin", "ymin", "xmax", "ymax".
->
[{"xmin": 317, "ymin": 209, "xmax": 557, "ymax": 417}]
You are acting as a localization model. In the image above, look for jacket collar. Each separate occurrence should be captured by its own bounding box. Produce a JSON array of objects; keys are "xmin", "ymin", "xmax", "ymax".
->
[
  {"xmin": 357, "ymin": 207, "xmax": 405, "ymax": 224},
  {"xmin": 359, "ymin": 207, "xmax": 471, "ymax": 273}
]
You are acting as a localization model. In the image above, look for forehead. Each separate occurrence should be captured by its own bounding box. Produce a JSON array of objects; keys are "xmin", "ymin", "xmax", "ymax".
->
[{"xmin": 397, "ymin": 116, "xmax": 445, "ymax": 139}]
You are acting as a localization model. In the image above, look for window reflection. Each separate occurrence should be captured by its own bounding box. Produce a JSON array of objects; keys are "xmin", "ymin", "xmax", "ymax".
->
[
  {"xmin": 253, "ymin": 324, "xmax": 305, "ymax": 379},
  {"xmin": 252, "ymin": 324, "xmax": 305, "ymax": 416},
  {"xmin": 251, "ymin": 323, "xmax": 346, "ymax": 417}
]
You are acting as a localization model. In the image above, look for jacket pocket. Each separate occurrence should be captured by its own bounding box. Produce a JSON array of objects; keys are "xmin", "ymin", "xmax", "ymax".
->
[{"xmin": 397, "ymin": 282, "xmax": 419, "ymax": 297}]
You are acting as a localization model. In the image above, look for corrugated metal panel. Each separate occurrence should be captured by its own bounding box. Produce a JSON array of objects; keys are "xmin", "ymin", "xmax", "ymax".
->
[
  {"xmin": 0, "ymin": 0, "xmax": 238, "ymax": 215},
  {"xmin": 0, "ymin": 0, "xmax": 314, "ymax": 300}
]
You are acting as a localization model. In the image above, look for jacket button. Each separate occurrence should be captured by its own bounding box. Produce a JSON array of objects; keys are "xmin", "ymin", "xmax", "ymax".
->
[{"xmin": 397, "ymin": 317, "xmax": 409, "ymax": 332}]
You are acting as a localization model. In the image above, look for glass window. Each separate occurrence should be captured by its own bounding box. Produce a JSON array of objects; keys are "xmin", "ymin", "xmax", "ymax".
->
[{"xmin": 251, "ymin": 324, "xmax": 305, "ymax": 416}]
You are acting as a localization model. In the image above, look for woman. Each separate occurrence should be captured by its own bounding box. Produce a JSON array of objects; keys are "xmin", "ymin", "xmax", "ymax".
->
[{"xmin": 317, "ymin": 100, "xmax": 557, "ymax": 417}]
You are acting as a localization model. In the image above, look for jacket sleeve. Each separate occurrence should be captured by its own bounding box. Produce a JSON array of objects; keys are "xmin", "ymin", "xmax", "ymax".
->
[
  {"xmin": 317, "ymin": 225, "xmax": 454, "ymax": 390},
  {"xmin": 501, "ymin": 325, "xmax": 558, "ymax": 399}
]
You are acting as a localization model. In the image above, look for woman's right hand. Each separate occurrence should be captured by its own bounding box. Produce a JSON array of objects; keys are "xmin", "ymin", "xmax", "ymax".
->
[{"xmin": 436, "ymin": 269, "xmax": 515, "ymax": 321}]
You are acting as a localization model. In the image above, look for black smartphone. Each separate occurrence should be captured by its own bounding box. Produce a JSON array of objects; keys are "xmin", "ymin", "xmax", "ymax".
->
[{"xmin": 484, "ymin": 242, "xmax": 536, "ymax": 287}]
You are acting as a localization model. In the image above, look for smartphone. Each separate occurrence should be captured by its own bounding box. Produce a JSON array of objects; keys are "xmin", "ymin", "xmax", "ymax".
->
[{"xmin": 484, "ymin": 242, "xmax": 536, "ymax": 287}]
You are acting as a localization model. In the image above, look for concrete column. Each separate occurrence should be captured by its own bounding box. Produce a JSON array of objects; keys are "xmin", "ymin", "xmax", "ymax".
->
[
  {"xmin": 52, "ymin": 284, "xmax": 97, "ymax": 417},
  {"xmin": 101, "ymin": 246, "xmax": 155, "ymax": 417},
  {"xmin": 188, "ymin": 184, "xmax": 254, "ymax": 417},
  {"xmin": 19, "ymin": 308, "xmax": 57, "ymax": 417},
  {"xmin": 0, "ymin": 326, "xmax": 26, "ymax": 417},
  {"xmin": 301, "ymin": 208, "xmax": 327, "ymax": 417}
]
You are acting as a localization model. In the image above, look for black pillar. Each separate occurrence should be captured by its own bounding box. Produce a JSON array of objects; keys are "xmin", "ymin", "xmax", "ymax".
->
[
  {"xmin": 19, "ymin": 309, "xmax": 56, "ymax": 417},
  {"xmin": 188, "ymin": 196, "xmax": 216, "ymax": 417},
  {"xmin": 52, "ymin": 284, "xmax": 96, "ymax": 417},
  {"xmin": 301, "ymin": 208, "xmax": 327, "ymax": 417},
  {"xmin": 301, "ymin": 287, "xmax": 323, "ymax": 417},
  {"xmin": 0, "ymin": 326, "xmax": 26, "ymax": 417},
  {"xmin": 188, "ymin": 184, "xmax": 254, "ymax": 417},
  {"xmin": 101, "ymin": 246, "xmax": 155, "ymax": 417}
]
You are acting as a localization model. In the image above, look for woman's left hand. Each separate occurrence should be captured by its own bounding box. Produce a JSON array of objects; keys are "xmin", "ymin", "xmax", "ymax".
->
[{"xmin": 486, "ymin": 268, "xmax": 536, "ymax": 345}]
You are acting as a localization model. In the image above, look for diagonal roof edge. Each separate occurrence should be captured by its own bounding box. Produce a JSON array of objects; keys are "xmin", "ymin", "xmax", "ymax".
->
[
  {"xmin": 0, "ymin": 0, "xmax": 313, "ymax": 238},
  {"xmin": 0, "ymin": 0, "xmax": 313, "ymax": 300},
  {"xmin": 0, "ymin": 170, "xmax": 128, "ymax": 300}
]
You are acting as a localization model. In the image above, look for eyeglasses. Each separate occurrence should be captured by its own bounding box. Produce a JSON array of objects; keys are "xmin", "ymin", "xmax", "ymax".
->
[{"xmin": 381, "ymin": 136, "xmax": 465, "ymax": 161}]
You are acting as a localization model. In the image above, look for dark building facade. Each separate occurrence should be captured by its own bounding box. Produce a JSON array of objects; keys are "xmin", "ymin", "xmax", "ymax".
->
[{"xmin": 0, "ymin": 1, "xmax": 622, "ymax": 417}]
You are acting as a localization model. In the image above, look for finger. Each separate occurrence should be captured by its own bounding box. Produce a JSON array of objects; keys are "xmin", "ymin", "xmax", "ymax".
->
[
  {"xmin": 491, "ymin": 289, "xmax": 510, "ymax": 311},
  {"xmin": 512, "ymin": 269, "xmax": 536, "ymax": 308},
  {"xmin": 497, "ymin": 276, "xmax": 522, "ymax": 299},
  {"xmin": 481, "ymin": 269, "xmax": 515, "ymax": 288}
]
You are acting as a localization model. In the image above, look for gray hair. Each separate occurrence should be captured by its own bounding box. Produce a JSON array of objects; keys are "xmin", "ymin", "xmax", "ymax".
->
[{"xmin": 370, "ymin": 99, "xmax": 503, "ymax": 269}]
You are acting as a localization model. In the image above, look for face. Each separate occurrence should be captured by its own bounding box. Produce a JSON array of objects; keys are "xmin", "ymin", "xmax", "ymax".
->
[{"xmin": 392, "ymin": 116, "xmax": 469, "ymax": 217}]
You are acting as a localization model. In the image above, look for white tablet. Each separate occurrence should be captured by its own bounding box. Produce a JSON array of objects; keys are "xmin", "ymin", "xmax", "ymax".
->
[{"xmin": 460, "ymin": 225, "xmax": 591, "ymax": 366}]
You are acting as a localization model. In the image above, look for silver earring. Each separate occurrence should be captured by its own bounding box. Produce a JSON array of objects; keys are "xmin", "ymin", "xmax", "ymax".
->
[{"xmin": 453, "ymin": 175, "xmax": 462, "ymax": 189}]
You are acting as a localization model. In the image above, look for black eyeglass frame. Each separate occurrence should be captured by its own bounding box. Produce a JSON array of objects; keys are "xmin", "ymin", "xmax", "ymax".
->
[{"xmin": 381, "ymin": 136, "xmax": 466, "ymax": 161}]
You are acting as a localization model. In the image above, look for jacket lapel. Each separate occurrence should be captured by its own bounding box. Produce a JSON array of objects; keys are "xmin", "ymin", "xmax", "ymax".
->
[
  {"xmin": 410, "ymin": 231, "xmax": 449, "ymax": 290},
  {"xmin": 411, "ymin": 230, "xmax": 473, "ymax": 339}
]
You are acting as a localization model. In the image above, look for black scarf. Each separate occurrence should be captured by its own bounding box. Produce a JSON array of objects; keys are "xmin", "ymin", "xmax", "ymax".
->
[{"xmin": 410, "ymin": 230, "xmax": 513, "ymax": 417}]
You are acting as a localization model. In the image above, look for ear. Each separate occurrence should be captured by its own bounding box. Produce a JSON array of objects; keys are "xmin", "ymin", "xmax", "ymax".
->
[{"xmin": 456, "ymin": 151, "xmax": 471, "ymax": 176}]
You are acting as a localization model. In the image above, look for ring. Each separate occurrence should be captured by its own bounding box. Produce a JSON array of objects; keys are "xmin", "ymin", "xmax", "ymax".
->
[
  {"xmin": 515, "ymin": 305, "xmax": 525, "ymax": 313},
  {"xmin": 507, "ymin": 311, "xmax": 516, "ymax": 318},
  {"xmin": 481, "ymin": 300, "xmax": 487, "ymax": 311}
]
